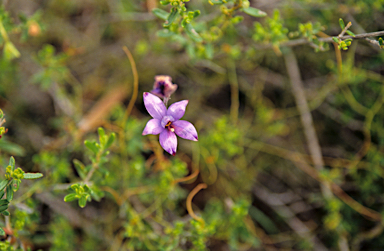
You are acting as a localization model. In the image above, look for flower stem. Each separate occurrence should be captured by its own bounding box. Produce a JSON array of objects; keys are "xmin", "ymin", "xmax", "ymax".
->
[{"xmin": 186, "ymin": 183, "xmax": 207, "ymax": 223}]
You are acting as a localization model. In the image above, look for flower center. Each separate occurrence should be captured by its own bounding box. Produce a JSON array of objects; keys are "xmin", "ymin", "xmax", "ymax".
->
[
  {"xmin": 161, "ymin": 115, "xmax": 175, "ymax": 131},
  {"xmin": 165, "ymin": 121, "xmax": 175, "ymax": 132}
]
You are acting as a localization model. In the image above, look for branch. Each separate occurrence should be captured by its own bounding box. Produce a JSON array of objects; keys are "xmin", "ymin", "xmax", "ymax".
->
[
  {"xmin": 256, "ymin": 30, "xmax": 384, "ymax": 49},
  {"xmin": 284, "ymin": 49, "xmax": 333, "ymax": 199}
]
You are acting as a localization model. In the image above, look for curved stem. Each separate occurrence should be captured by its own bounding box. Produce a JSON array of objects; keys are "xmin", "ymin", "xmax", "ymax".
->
[
  {"xmin": 122, "ymin": 46, "xmax": 139, "ymax": 126},
  {"xmin": 186, "ymin": 183, "xmax": 207, "ymax": 222}
]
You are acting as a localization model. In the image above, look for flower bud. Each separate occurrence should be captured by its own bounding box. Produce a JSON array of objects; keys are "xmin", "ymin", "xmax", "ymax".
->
[
  {"xmin": 28, "ymin": 21, "xmax": 41, "ymax": 37},
  {"xmin": 150, "ymin": 75, "xmax": 178, "ymax": 99}
]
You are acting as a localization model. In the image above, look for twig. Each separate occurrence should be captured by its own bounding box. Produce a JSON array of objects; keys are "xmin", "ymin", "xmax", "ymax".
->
[
  {"xmin": 253, "ymin": 184, "xmax": 328, "ymax": 251},
  {"xmin": 338, "ymin": 22, "xmax": 352, "ymax": 38},
  {"xmin": 256, "ymin": 30, "xmax": 384, "ymax": 49},
  {"xmin": 284, "ymin": 49, "xmax": 332, "ymax": 199},
  {"xmin": 247, "ymin": 140, "xmax": 382, "ymax": 221}
]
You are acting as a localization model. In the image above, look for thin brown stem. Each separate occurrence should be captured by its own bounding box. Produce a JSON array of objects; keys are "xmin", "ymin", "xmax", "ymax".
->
[
  {"xmin": 284, "ymin": 49, "xmax": 332, "ymax": 199},
  {"xmin": 256, "ymin": 30, "xmax": 384, "ymax": 49},
  {"xmin": 186, "ymin": 183, "xmax": 207, "ymax": 222},
  {"xmin": 122, "ymin": 46, "xmax": 139, "ymax": 126}
]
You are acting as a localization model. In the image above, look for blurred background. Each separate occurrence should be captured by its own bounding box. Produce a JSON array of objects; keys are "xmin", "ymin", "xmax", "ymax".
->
[{"xmin": 0, "ymin": 0, "xmax": 384, "ymax": 250}]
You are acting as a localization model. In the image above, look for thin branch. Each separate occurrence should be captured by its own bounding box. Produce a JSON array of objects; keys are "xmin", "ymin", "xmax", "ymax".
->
[
  {"xmin": 284, "ymin": 49, "xmax": 333, "ymax": 199},
  {"xmin": 256, "ymin": 30, "xmax": 384, "ymax": 49},
  {"xmin": 338, "ymin": 22, "xmax": 352, "ymax": 38}
]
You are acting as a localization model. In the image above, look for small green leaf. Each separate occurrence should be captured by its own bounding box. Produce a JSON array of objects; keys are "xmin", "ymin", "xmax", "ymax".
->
[
  {"xmin": 23, "ymin": 173, "xmax": 43, "ymax": 179},
  {"xmin": 73, "ymin": 159, "xmax": 86, "ymax": 179},
  {"xmin": 332, "ymin": 37, "xmax": 340, "ymax": 43},
  {"xmin": 79, "ymin": 196, "xmax": 87, "ymax": 208},
  {"xmin": 243, "ymin": 7, "xmax": 267, "ymax": 17},
  {"xmin": 164, "ymin": 7, "xmax": 178, "ymax": 28},
  {"xmin": 8, "ymin": 157, "xmax": 15, "ymax": 170},
  {"xmin": 13, "ymin": 179, "xmax": 21, "ymax": 192},
  {"xmin": 0, "ymin": 199, "xmax": 9, "ymax": 206},
  {"xmin": 208, "ymin": 0, "xmax": 226, "ymax": 4},
  {"xmin": 339, "ymin": 18, "xmax": 345, "ymax": 29},
  {"xmin": 3, "ymin": 41, "xmax": 21, "ymax": 61},
  {"xmin": 185, "ymin": 23, "xmax": 203, "ymax": 43},
  {"xmin": 105, "ymin": 133, "xmax": 115, "ymax": 149},
  {"xmin": 1, "ymin": 211, "xmax": 10, "ymax": 216},
  {"xmin": 64, "ymin": 193, "xmax": 77, "ymax": 202},
  {"xmin": 152, "ymin": 8, "xmax": 169, "ymax": 20},
  {"xmin": 160, "ymin": 0, "xmax": 170, "ymax": 6},
  {"xmin": 0, "ymin": 140, "xmax": 25, "ymax": 156},
  {"xmin": 379, "ymin": 38, "xmax": 384, "ymax": 49},
  {"xmin": 84, "ymin": 140, "xmax": 99, "ymax": 155},
  {"xmin": 0, "ymin": 228, "xmax": 4, "ymax": 236},
  {"xmin": 346, "ymin": 30, "xmax": 355, "ymax": 37},
  {"xmin": 6, "ymin": 183, "xmax": 13, "ymax": 201},
  {"xmin": 156, "ymin": 29, "xmax": 175, "ymax": 38},
  {"xmin": 205, "ymin": 43, "xmax": 214, "ymax": 59},
  {"xmin": 0, "ymin": 205, "xmax": 8, "ymax": 212},
  {"xmin": 0, "ymin": 191, "xmax": 4, "ymax": 199},
  {"xmin": 0, "ymin": 180, "xmax": 8, "ymax": 191}
]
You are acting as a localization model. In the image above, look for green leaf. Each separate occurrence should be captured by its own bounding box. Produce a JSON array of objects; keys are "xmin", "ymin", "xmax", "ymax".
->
[
  {"xmin": 156, "ymin": 29, "xmax": 175, "ymax": 38},
  {"xmin": 0, "ymin": 228, "xmax": 4, "ymax": 236},
  {"xmin": 79, "ymin": 196, "xmax": 87, "ymax": 208},
  {"xmin": 73, "ymin": 159, "xmax": 86, "ymax": 179},
  {"xmin": 0, "ymin": 204, "xmax": 8, "ymax": 212},
  {"xmin": 3, "ymin": 41, "xmax": 21, "ymax": 61},
  {"xmin": 205, "ymin": 43, "xmax": 214, "ymax": 59},
  {"xmin": 332, "ymin": 37, "xmax": 339, "ymax": 43},
  {"xmin": 379, "ymin": 38, "xmax": 384, "ymax": 49},
  {"xmin": 105, "ymin": 133, "xmax": 115, "ymax": 149},
  {"xmin": 164, "ymin": 7, "xmax": 178, "ymax": 28},
  {"xmin": 1, "ymin": 211, "xmax": 10, "ymax": 216},
  {"xmin": 98, "ymin": 127, "xmax": 106, "ymax": 147},
  {"xmin": 339, "ymin": 18, "xmax": 345, "ymax": 29},
  {"xmin": 8, "ymin": 157, "xmax": 15, "ymax": 170},
  {"xmin": 243, "ymin": 7, "xmax": 267, "ymax": 17},
  {"xmin": 346, "ymin": 30, "xmax": 355, "ymax": 37},
  {"xmin": 0, "ymin": 180, "xmax": 8, "ymax": 191},
  {"xmin": 84, "ymin": 140, "xmax": 99, "ymax": 155},
  {"xmin": 0, "ymin": 140, "xmax": 25, "ymax": 156},
  {"xmin": 0, "ymin": 199, "xmax": 9, "ymax": 206},
  {"xmin": 6, "ymin": 183, "xmax": 13, "ymax": 201},
  {"xmin": 23, "ymin": 173, "xmax": 43, "ymax": 179},
  {"xmin": 152, "ymin": 8, "xmax": 169, "ymax": 20},
  {"xmin": 0, "ymin": 191, "xmax": 5, "ymax": 199},
  {"xmin": 13, "ymin": 179, "xmax": 21, "ymax": 192},
  {"xmin": 64, "ymin": 193, "xmax": 77, "ymax": 202},
  {"xmin": 185, "ymin": 23, "xmax": 203, "ymax": 43},
  {"xmin": 208, "ymin": 0, "xmax": 226, "ymax": 4}
]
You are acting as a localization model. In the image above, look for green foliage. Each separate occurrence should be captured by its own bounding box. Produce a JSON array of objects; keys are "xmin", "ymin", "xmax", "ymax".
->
[
  {"xmin": 32, "ymin": 44, "xmax": 69, "ymax": 89},
  {"xmin": 253, "ymin": 9, "xmax": 288, "ymax": 46},
  {"xmin": 64, "ymin": 184, "xmax": 91, "ymax": 208}
]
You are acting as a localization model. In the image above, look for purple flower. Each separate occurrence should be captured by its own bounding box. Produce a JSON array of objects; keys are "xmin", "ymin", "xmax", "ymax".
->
[
  {"xmin": 142, "ymin": 92, "xmax": 198, "ymax": 155},
  {"xmin": 150, "ymin": 75, "xmax": 178, "ymax": 99}
]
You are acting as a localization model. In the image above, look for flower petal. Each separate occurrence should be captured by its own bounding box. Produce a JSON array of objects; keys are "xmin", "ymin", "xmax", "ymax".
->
[
  {"xmin": 172, "ymin": 120, "xmax": 198, "ymax": 141},
  {"xmin": 142, "ymin": 119, "xmax": 164, "ymax": 135},
  {"xmin": 167, "ymin": 100, "xmax": 188, "ymax": 121},
  {"xmin": 143, "ymin": 92, "xmax": 166, "ymax": 120},
  {"xmin": 159, "ymin": 129, "xmax": 177, "ymax": 155}
]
